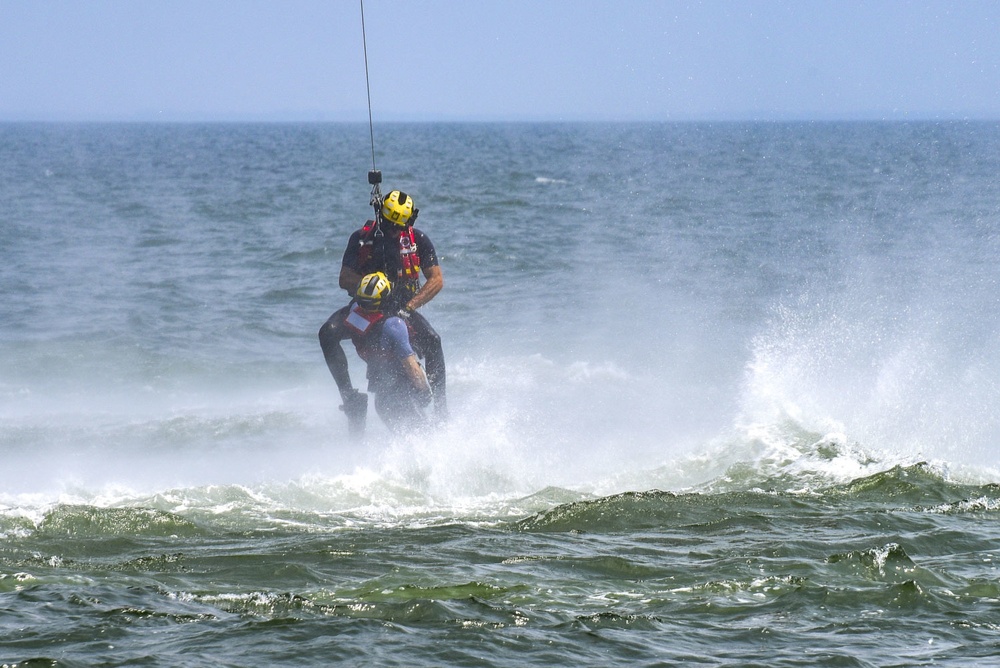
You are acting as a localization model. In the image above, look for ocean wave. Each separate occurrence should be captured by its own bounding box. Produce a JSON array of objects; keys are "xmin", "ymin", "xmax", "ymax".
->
[
  {"xmin": 3, "ymin": 441, "xmax": 1000, "ymax": 537},
  {"xmin": 35, "ymin": 505, "xmax": 204, "ymax": 539},
  {"xmin": 516, "ymin": 462, "xmax": 1000, "ymax": 535}
]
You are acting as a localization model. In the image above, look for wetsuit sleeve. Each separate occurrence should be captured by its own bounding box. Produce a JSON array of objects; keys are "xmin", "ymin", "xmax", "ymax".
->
[
  {"xmin": 341, "ymin": 230, "xmax": 364, "ymax": 272},
  {"xmin": 413, "ymin": 229, "xmax": 439, "ymax": 268},
  {"xmin": 380, "ymin": 317, "xmax": 416, "ymax": 359}
]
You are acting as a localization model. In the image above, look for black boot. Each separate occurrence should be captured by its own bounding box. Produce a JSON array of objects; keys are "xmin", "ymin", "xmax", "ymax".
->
[{"xmin": 339, "ymin": 389, "xmax": 368, "ymax": 441}]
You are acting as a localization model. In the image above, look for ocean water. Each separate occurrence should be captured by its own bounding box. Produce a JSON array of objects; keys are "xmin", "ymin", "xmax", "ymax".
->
[{"xmin": 2, "ymin": 121, "xmax": 1000, "ymax": 666}]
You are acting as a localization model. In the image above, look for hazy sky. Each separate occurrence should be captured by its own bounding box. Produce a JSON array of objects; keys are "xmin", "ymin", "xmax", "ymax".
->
[{"xmin": 2, "ymin": 0, "xmax": 999, "ymax": 122}]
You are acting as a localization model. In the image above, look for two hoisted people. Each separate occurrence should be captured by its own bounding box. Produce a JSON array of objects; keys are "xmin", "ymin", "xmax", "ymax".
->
[{"xmin": 319, "ymin": 185, "xmax": 446, "ymax": 438}]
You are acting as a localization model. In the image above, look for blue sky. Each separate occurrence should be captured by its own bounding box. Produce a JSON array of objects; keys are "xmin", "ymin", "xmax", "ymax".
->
[{"xmin": 2, "ymin": 0, "xmax": 999, "ymax": 121}]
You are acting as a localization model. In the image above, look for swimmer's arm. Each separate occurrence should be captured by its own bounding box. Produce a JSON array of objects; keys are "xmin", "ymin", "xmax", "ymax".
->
[
  {"xmin": 339, "ymin": 265, "xmax": 363, "ymax": 295},
  {"xmin": 406, "ymin": 265, "xmax": 443, "ymax": 311},
  {"xmin": 403, "ymin": 354, "xmax": 432, "ymax": 399}
]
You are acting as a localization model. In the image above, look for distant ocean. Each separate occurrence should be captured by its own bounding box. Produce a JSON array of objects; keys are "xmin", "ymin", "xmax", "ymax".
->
[{"xmin": 3, "ymin": 121, "xmax": 1000, "ymax": 666}]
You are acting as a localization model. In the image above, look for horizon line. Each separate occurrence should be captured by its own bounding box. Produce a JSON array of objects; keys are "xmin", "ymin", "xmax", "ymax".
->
[{"xmin": 2, "ymin": 113, "xmax": 998, "ymax": 124}]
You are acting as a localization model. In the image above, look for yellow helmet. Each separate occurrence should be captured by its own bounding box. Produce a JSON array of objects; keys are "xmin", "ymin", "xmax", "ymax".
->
[
  {"xmin": 380, "ymin": 190, "xmax": 415, "ymax": 227},
  {"xmin": 355, "ymin": 271, "xmax": 392, "ymax": 311}
]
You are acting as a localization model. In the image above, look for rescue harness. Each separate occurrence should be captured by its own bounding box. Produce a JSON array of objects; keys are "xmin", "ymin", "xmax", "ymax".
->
[{"xmin": 356, "ymin": 220, "xmax": 422, "ymax": 284}]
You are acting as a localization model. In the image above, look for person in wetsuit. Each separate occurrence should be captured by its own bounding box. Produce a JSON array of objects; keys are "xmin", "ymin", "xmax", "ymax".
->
[
  {"xmin": 319, "ymin": 189, "xmax": 445, "ymax": 437},
  {"xmin": 344, "ymin": 271, "xmax": 432, "ymax": 434}
]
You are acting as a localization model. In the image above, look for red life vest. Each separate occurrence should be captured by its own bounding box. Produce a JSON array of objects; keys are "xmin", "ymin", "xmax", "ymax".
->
[
  {"xmin": 397, "ymin": 226, "xmax": 421, "ymax": 281},
  {"xmin": 357, "ymin": 221, "xmax": 422, "ymax": 285},
  {"xmin": 344, "ymin": 304, "xmax": 385, "ymax": 362}
]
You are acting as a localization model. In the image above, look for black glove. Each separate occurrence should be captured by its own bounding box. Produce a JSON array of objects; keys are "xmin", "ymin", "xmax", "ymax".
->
[{"xmin": 339, "ymin": 388, "xmax": 368, "ymax": 421}]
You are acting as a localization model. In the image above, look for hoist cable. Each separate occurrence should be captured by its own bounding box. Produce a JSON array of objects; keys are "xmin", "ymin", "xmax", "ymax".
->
[{"xmin": 360, "ymin": 0, "xmax": 377, "ymax": 173}]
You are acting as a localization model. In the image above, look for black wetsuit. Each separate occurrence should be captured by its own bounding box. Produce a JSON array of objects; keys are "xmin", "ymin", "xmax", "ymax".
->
[{"xmin": 319, "ymin": 220, "xmax": 446, "ymax": 419}]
